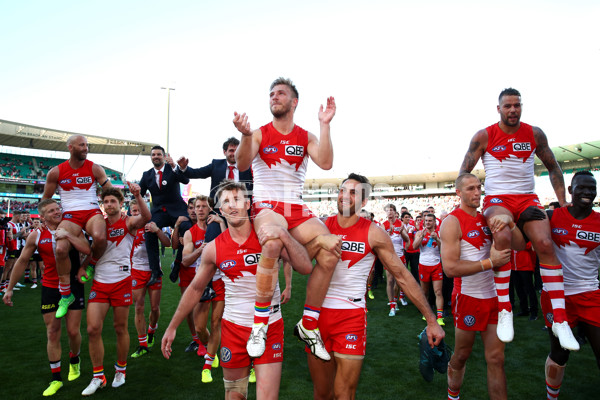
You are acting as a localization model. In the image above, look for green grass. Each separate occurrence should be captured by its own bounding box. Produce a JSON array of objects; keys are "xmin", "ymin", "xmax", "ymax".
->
[{"xmin": 1, "ymin": 255, "xmax": 598, "ymax": 399}]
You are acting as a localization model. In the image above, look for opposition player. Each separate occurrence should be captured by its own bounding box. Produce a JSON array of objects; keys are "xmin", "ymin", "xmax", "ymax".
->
[
  {"xmin": 383, "ymin": 204, "xmax": 410, "ymax": 315},
  {"xmin": 162, "ymin": 181, "xmax": 313, "ymax": 400},
  {"xmin": 42, "ymin": 135, "xmax": 112, "ymax": 318},
  {"xmin": 441, "ymin": 173, "xmax": 522, "ymax": 400},
  {"xmin": 543, "ymin": 171, "xmax": 600, "ymax": 399},
  {"xmin": 129, "ymin": 200, "xmax": 171, "ymax": 358},
  {"xmin": 3, "ymin": 199, "xmax": 91, "ymax": 396},
  {"xmin": 308, "ymin": 174, "xmax": 445, "ymax": 399},
  {"xmin": 459, "ymin": 88, "xmax": 579, "ymax": 350},
  {"xmin": 80, "ymin": 185, "xmax": 150, "ymax": 395},
  {"xmin": 233, "ymin": 77, "xmax": 341, "ymax": 360},
  {"xmin": 413, "ymin": 214, "xmax": 444, "ymax": 325}
]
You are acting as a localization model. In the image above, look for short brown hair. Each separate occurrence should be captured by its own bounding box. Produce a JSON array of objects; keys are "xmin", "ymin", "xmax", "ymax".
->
[
  {"xmin": 38, "ymin": 199, "xmax": 59, "ymax": 216},
  {"xmin": 215, "ymin": 180, "xmax": 248, "ymax": 204},
  {"xmin": 270, "ymin": 77, "xmax": 298, "ymax": 99},
  {"xmin": 101, "ymin": 187, "xmax": 124, "ymax": 203}
]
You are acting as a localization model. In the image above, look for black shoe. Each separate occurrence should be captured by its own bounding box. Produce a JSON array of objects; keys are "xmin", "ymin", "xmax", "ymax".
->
[
  {"xmin": 418, "ymin": 328, "xmax": 435, "ymax": 382},
  {"xmin": 169, "ymin": 262, "xmax": 180, "ymax": 283},
  {"xmin": 147, "ymin": 270, "xmax": 163, "ymax": 287},
  {"xmin": 185, "ymin": 340, "xmax": 199, "ymax": 353}
]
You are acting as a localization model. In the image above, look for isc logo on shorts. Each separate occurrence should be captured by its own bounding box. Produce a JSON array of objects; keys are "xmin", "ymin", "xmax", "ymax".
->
[
  {"xmin": 341, "ymin": 241, "xmax": 365, "ymax": 254},
  {"xmin": 345, "ymin": 334, "xmax": 358, "ymax": 342},
  {"xmin": 467, "ymin": 230, "xmax": 480, "ymax": 238},
  {"xmin": 244, "ymin": 253, "xmax": 261, "ymax": 266},
  {"xmin": 512, "ymin": 142, "xmax": 531, "ymax": 152},
  {"xmin": 490, "ymin": 198, "xmax": 503, "ymax": 204},
  {"xmin": 59, "ymin": 179, "xmax": 72, "ymax": 184},
  {"xmin": 285, "ymin": 145, "xmax": 304, "ymax": 157},
  {"xmin": 220, "ymin": 260, "xmax": 236, "ymax": 270},
  {"xmin": 463, "ymin": 315, "xmax": 476, "ymax": 327},
  {"xmin": 491, "ymin": 145, "xmax": 506, "ymax": 152},
  {"xmin": 76, "ymin": 176, "xmax": 93, "ymax": 184},
  {"xmin": 272, "ymin": 342, "xmax": 282, "ymax": 350},
  {"xmin": 89, "ymin": 291, "xmax": 97, "ymax": 300},
  {"xmin": 263, "ymin": 146, "xmax": 278, "ymax": 154},
  {"xmin": 576, "ymin": 230, "xmax": 600, "ymax": 242},
  {"xmin": 221, "ymin": 347, "xmax": 232, "ymax": 363},
  {"xmin": 552, "ymin": 228, "xmax": 568, "ymax": 236},
  {"xmin": 110, "ymin": 228, "xmax": 125, "ymax": 238}
]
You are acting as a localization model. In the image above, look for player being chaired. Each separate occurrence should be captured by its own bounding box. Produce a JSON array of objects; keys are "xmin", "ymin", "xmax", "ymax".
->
[
  {"xmin": 459, "ymin": 88, "xmax": 579, "ymax": 350},
  {"xmin": 233, "ymin": 77, "xmax": 342, "ymax": 361},
  {"xmin": 42, "ymin": 135, "xmax": 112, "ymax": 318}
]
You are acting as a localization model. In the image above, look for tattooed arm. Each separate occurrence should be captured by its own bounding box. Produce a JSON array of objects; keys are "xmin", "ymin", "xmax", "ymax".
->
[
  {"xmin": 534, "ymin": 126, "xmax": 566, "ymax": 206},
  {"xmin": 459, "ymin": 129, "xmax": 488, "ymax": 174}
]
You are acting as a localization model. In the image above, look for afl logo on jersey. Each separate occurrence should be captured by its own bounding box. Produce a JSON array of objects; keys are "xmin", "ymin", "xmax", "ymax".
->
[
  {"xmin": 272, "ymin": 342, "xmax": 282, "ymax": 350},
  {"xmin": 552, "ymin": 228, "xmax": 568, "ymax": 236},
  {"xmin": 263, "ymin": 146, "xmax": 278, "ymax": 154},
  {"xmin": 467, "ymin": 230, "xmax": 480, "ymax": 238},
  {"xmin": 244, "ymin": 253, "xmax": 261, "ymax": 266},
  {"xmin": 40, "ymin": 238, "xmax": 52, "ymax": 244},
  {"xmin": 76, "ymin": 176, "xmax": 93, "ymax": 184},
  {"xmin": 220, "ymin": 347, "xmax": 232, "ymax": 363},
  {"xmin": 464, "ymin": 315, "xmax": 476, "ymax": 327},
  {"xmin": 194, "ymin": 240, "xmax": 204, "ymax": 247},
  {"xmin": 345, "ymin": 334, "xmax": 358, "ymax": 342},
  {"xmin": 285, "ymin": 145, "xmax": 304, "ymax": 157},
  {"xmin": 219, "ymin": 260, "xmax": 236, "ymax": 271},
  {"xmin": 490, "ymin": 198, "xmax": 503, "ymax": 204},
  {"xmin": 491, "ymin": 145, "xmax": 506, "ymax": 152},
  {"xmin": 59, "ymin": 179, "xmax": 72, "ymax": 184},
  {"xmin": 512, "ymin": 142, "xmax": 531, "ymax": 152}
]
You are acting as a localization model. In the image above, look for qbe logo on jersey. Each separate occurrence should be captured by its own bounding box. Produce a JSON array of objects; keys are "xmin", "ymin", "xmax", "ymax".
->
[
  {"xmin": 512, "ymin": 142, "xmax": 531, "ymax": 152},
  {"xmin": 110, "ymin": 228, "xmax": 125, "ymax": 238},
  {"xmin": 576, "ymin": 230, "xmax": 600, "ymax": 243},
  {"xmin": 285, "ymin": 145, "xmax": 304, "ymax": 157},
  {"xmin": 76, "ymin": 176, "xmax": 93, "ymax": 184},
  {"xmin": 244, "ymin": 253, "xmax": 261, "ymax": 267},
  {"xmin": 341, "ymin": 241, "xmax": 365, "ymax": 254}
]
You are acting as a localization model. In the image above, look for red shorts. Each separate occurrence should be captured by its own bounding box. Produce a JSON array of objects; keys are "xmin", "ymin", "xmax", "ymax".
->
[
  {"xmin": 220, "ymin": 318, "xmax": 284, "ymax": 368},
  {"xmin": 419, "ymin": 263, "xmax": 443, "ymax": 282},
  {"xmin": 211, "ymin": 278, "xmax": 225, "ymax": 302},
  {"xmin": 89, "ymin": 276, "xmax": 133, "ymax": 307},
  {"xmin": 452, "ymin": 293, "xmax": 498, "ymax": 331},
  {"xmin": 132, "ymin": 269, "xmax": 162, "ymax": 291},
  {"xmin": 482, "ymin": 194, "xmax": 544, "ymax": 221},
  {"xmin": 179, "ymin": 266, "xmax": 196, "ymax": 288},
  {"xmin": 307, "ymin": 307, "xmax": 367, "ymax": 357},
  {"xmin": 62, "ymin": 209, "xmax": 103, "ymax": 228},
  {"xmin": 252, "ymin": 201, "xmax": 315, "ymax": 229},
  {"xmin": 541, "ymin": 289, "xmax": 600, "ymax": 328}
]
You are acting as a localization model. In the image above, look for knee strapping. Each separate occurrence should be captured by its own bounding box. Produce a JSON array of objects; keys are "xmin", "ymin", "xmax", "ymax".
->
[
  {"xmin": 223, "ymin": 375, "xmax": 249, "ymax": 399},
  {"xmin": 447, "ymin": 362, "xmax": 466, "ymax": 391},
  {"xmin": 545, "ymin": 356, "xmax": 566, "ymax": 387},
  {"xmin": 256, "ymin": 257, "xmax": 279, "ymax": 298}
]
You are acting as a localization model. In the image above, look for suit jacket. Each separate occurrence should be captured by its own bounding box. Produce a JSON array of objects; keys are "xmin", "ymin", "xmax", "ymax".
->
[
  {"xmin": 182, "ymin": 159, "xmax": 253, "ymax": 201},
  {"xmin": 139, "ymin": 164, "xmax": 189, "ymax": 218}
]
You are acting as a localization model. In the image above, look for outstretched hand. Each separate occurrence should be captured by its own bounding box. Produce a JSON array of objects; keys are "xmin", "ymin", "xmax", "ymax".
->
[
  {"xmin": 233, "ymin": 112, "xmax": 252, "ymax": 136},
  {"xmin": 318, "ymin": 97, "xmax": 336, "ymax": 125}
]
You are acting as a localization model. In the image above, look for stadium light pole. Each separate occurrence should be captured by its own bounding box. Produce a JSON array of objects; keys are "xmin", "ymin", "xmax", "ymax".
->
[{"xmin": 161, "ymin": 86, "xmax": 175, "ymax": 153}]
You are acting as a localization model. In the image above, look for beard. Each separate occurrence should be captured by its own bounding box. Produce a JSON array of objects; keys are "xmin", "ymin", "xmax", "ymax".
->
[{"xmin": 270, "ymin": 102, "xmax": 292, "ymax": 118}]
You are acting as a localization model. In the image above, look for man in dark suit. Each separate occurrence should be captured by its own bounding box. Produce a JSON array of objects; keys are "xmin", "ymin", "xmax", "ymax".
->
[{"xmin": 139, "ymin": 145, "xmax": 190, "ymax": 286}]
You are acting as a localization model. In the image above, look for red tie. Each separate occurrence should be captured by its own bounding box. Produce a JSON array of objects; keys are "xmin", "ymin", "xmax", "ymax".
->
[
  {"xmin": 158, "ymin": 170, "xmax": 163, "ymax": 188},
  {"xmin": 228, "ymin": 166, "xmax": 234, "ymax": 180}
]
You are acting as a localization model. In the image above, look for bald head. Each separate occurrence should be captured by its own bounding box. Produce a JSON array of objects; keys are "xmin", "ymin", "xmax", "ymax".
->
[{"xmin": 67, "ymin": 135, "xmax": 89, "ymax": 161}]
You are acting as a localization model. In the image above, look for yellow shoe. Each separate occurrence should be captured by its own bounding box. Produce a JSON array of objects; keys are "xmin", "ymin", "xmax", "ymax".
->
[
  {"xmin": 68, "ymin": 362, "xmax": 81, "ymax": 381},
  {"xmin": 249, "ymin": 367, "xmax": 256, "ymax": 383},
  {"xmin": 437, "ymin": 317, "xmax": 445, "ymax": 326},
  {"xmin": 212, "ymin": 354, "xmax": 219, "ymax": 368},
  {"xmin": 43, "ymin": 380, "xmax": 63, "ymax": 396},
  {"xmin": 201, "ymin": 368, "xmax": 213, "ymax": 383},
  {"xmin": 367, "ymin": 290, "xmax": 374, "ymax": 300}
]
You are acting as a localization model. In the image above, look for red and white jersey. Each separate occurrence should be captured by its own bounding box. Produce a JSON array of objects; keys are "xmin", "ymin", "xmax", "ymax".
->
[
  {"xmin": 188, "ymin": 224, "xmax": 206, "ymax": 270},
  {"xmin": 57, "ymin": 159, "xmax": 100, "ymax": 212},
  {"xmin": 252, "ymin": 123, "xmax": 309, "ymax": 204},
  {"xmin": 447, "ymin": 208, "xmax": 496, "ymax": 299},
  {"xmin": 482, "ymin": 122, "xmax": 536, "ymax": 195},
  {"xmin": 7, "ymin": 221, "xmax": 19, "ymax": 251},
  {"xmin": 215, "ymin": 228, "xmax": 281, "ymax": 327},
  {"xmin": 550, "ymin": 207, "xmax": 600, "ymax": 296},
  {"xmin": 418, "ymin": 229, "xmax": 441, "ymax": 266},
  {"xmin": 323, "ymin": 216, "xmax": 375, "ymax": 309},
  {"xmin": 404, "ymin": 222, "xmax": 419, "ymax": 254},
  {"xmin": 383, "ymin": 219, "xmax": 405, "ymax": 257},
  {"xmin": 95, "ymin": 215, "xmax": 134, "ymax": 284},
  {"xmin": 131, "ymin": 228, "xmax": 150, "ymax": 272},
  {"xmin": 36, "ymin": 227, "xmax": 59, "ymax": 288}
]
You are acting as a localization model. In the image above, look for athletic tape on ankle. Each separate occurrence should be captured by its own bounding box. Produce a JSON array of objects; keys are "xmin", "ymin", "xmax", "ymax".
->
[
  {"xmin": 447, "ymin": 362, "xmax": 466, "ymax": 390},
  {"xmin": 223, "ymin": 375, "xmax": 249, "ymax": 398}
]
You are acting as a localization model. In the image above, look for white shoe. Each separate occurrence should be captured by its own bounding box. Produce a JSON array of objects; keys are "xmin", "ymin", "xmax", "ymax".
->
[
  {"xmin": 552, "ymin": 321, "xmax": 580, "ymax": 351},
  {"xmin": 496, "ymin": 310, "xmax": 514, "ymax": 342},
  {"xmin": 388, "ymin": 308, "xmax": 396, "ymax": 317},
  {"xmin": 30, "ymin": 283, "xmax": 38, "ymax": 289},
  {"xmin": 12, "ymin": 287, "xmax": 20, "ymax": 291},
  {"xmin": 82, "ymin": 377, "xmax": 106, "ymax": 396},
  {"xmin": 400, "ymin": 298, "xmax": 408, "ymax": 306},
  {"xmin": 15, "ymin": 282, "xmax": 25, "ymax": 288},
  {"xmin": 246, "ymin": 323, "xmax": 268, "ymax": 358},
  {"xmin": 112, "ymin": 371, "xmax": 126, "ymax": 388},
  {"xmin": 294, "ymin": 320, "xmax": 330, "ymax": 361}
]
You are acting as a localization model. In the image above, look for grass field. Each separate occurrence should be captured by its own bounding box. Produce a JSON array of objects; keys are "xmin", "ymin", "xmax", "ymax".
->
[{"xmin": 1, "ymin": 253, "xmax": 597, "ymax": 399}]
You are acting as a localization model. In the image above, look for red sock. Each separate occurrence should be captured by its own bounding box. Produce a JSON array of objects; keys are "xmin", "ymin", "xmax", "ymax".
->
[
  {"xmin": 540, "ymin": 263, "xmax": 567, "ymax": 323},
  {"xmin": 302, "ymin": 305, "xmax": 320, "ymax": 330},
  {"xmin": 493, "ymin": 261, "xmax": 512, "ymax": 312}
]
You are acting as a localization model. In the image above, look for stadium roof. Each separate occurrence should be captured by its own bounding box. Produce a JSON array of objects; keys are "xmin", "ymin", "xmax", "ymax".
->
[{"xmin": 0, "ymin": 119, "xmax": 158, "ymax": 155}]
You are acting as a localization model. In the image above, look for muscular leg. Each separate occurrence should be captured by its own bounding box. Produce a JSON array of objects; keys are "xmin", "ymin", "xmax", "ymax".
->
[
  {"xmin": 448, "ymin": 327, "xmax": 475, "ymax": 398},
  {"xmin": 433, "ymin": 279, "xmax": 444, "ymax": 319},
  {"xmin": 333, "ymin": 356, "xmax": 363, "ymax": 400},
  {"xmin": 148, "ymin": 288, "xmax": 161, "ymax": 334},
  {"xmin": 481, "ymin": 325, "xmax": 507, "ymax": 400},
  {"xmin": 386, "ymin": 270, "xmax": 396, "ymax": 313},
  {"xmin": 180, "ymin": 286, "xmax": 196, "ymax": 338},
  {"xmin": 194, "ymin": 302, "xmax": 211, "ymax": 345},
  {"xmin": 65, "ymin": 309, "xmax": 83, "ymax": 357},
  {"xmin": 85, "ymin": 214, "xmax": 107, "ymax": 263},
  {"xmin": 87, "ymin": 302, "xmax": 110, "ymax": 369},
  {"xmin": 54, "ymin": 220, "xmax": 82, "ymax": 295},
  {"xmin": 308, "ymin": 353, "xmax": 335, "ymax": 400},
  {"xmin": 207, "ymin": 300, "xmax": 224, "ymax": 360},
  {"xmin": 133, "ymin": 287, "xmax": 148, "ymax": 340},
  {"xmin": 223, "ymin": 366, "xmax": 251, "ymax": 400},
  {"xmin": 44, "ymin": 313, "xmax": 63, "ymax": 367},
  {"xmin": 255, "ymin": 362, "xmax": 282, "ymax": 400},
  {"xmin": 113, "ymin": 306, "xmax": 130, "ymax": 364}
]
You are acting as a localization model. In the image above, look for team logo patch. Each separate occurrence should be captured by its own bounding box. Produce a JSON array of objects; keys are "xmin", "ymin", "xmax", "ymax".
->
[
  {"xmin": 345, "ymin": 334, "xmax": 358, "ymax": 342},
  {"xmin": 132, "ymin": 279, "xmax": 137, "ymax": 287},
  {"xmin": 219, "ymin": 260, "xmax": 236, "ymax": 271},
  {"xmin": 490, "ymin": 198, "xmax": 503, "ymax": 204},
  {"xmin": 512, "ymin": 142, "xmax": 532, "ymax": 152},
  {"xmin": 263, "ymin": 146, "xmax": 278, "ymax": 154},
  {"xmin": 546, "ymin": 313, "xmax": 554, "ymax": 324},
  {"xmin": 110, "ymin": 228, "xmax": 125, "ymax": 238},
  {"xmin": 467, "ymin": 230, "xmax": 480, "ymax": 238},
  {"xmin": 463, "ymin": 315, "xmax": 476, "ymax": 327},
  {"xmin": 89, "ymin": 291, "xmax": 97, "ymax": 300},
  {"xmin": 40, "ymin": 238, "xmax": 52, "ymax": 244},
  {"xmin": 482, "ymin": 226, "xmax": 491, "ymax": 236},
  {"xmin": 59, "ymin": 179, "xmax": 72, "ymax": 184},
  {"xmin": 341, "ymin": 241, "xmax": 366, "ymax": 254},
  {"xmin": 256, "ymin": 202, "xmax": 273, "ymax": 209},
  {"xmin": 272, "ymin": 342, "xmax": 282, "ymax": 350},
  {"xmin": 285, "ymin": 145, "xmax": 304, "ymax": 157},
  {"xmin": 491, "ymin": 145, "xmax": 506, "ymax": 152},
  {"xmin": 76, "ymin": 176, "xmax": 93, "ymax": 184},
  {"xmin": 221, "ymin": 347, "xmax": 232, "ymax": 363},
  {"xmin": 244, "ymin": 253, "xmax": 261, "ymax": 267},
  {"xmin": 576, "ymin": 230, "xmax": 600, "ymax": 242},
  {"xmin": 63, "ymin": 213, "xmax": 73, "ymax": 219},
  {"xmin": 552, "ymin": 228, "xmax": 568, "ymax": 236}
]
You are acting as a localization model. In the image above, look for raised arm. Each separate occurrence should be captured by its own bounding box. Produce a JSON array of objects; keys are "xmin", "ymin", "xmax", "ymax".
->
[
  {"xmin": 306, "ymin": 97, "xmax": 336, "ymax": 170},
  {"xmin": 42, "ymin": 167, "xmax": 59, "ymax": 200},
  {"xmin": 533, "ymin": 127, "xmax": 566, "ymax": 205},
  {"xmin": 233, "ymin": 112, "xmax": 261, "ymax": 171},
  {"xmin": 459, "ymin": 129, "xmax": 488, "ymax": 174},
  {"xmin": 126, "ymin": 182, "xmax": 152, "ymax": 233}
]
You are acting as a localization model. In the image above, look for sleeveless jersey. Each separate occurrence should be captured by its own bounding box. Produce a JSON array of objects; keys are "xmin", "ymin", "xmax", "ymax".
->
[
  {"xmin": 7, "ymin": 221, "xmax": 18, "ymax": 251},
  {"xmin": 418, "ymin": 229, "xmax": 441, "ymax": 266},
  {"xmin": 252, "ymin": 122, "xmax": 309, "ymax": 204},
  {"xmin": 383, "ymin": 219, "xmax": 405, "ymax": 257},
  {"xmin": 482, "ymin": 122, "xmax": 536, "ymax": 195},
  {"xmin": 95, "ymin": 215, "xmax": 134, "ymax": 284},
  {"xmin": 188, "ymin": 224, "xmax": 206, "ymax": 270},
  {"xmin": 405, "ymin": 222, "xmax": 419, "ymax": 254},
  {"xmin": 550, "ymin": 207, "xmax": 600, "ymax": 296},
  {"xmin": 447, "ymin": 208, "xmax": 496, "ymax": 299},
  {"xmin": 323, "ymin": 216, "xmax": 375, "ymax": 309},
  {"xmin": 36, "ymin": 227, "xmax": 59, "ymax": 288},
  {"xmin": 131, "ymin": 228, "xmax": 150, "ymax": 271},
  {"xmin": 215, "ymin": 228, "xmax": 281, "ymax": 327},
  {"xmin": 57, "ymin": 159, "xmax": 100, "ymax": 212}
]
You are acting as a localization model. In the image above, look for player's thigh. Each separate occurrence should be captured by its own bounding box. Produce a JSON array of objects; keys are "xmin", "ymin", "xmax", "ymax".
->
[
  {"xmin": 290, "ymin": 217, "xmax": 330, "ymax": 248},
  {"xmin": 253, "ymin": 209, "xmax": 288, "ymax": 231},
  {"xmin": 194, "ymin": 302, "xmax": 210, "ymax": 327},
  {"xmin": 483, "ymin": 205, "xmax": 513, "ymax": 220},
  {"xmin": 133, "ymin": 288, "xmax": 146, "ymax": 306},
  {"xmin": 333, "ymin": 356, "xmax": 363, "ymax": 395},
  {"xmin": 57, "ymin": 219, "xmax": 84, "ymax": 235},
  {"xmin": 85, "ymin": 214, "xmax": 107, "ymax": 240},
  {"xmin": 453, "ymin": 327, "xmax": 477, "ymax": 361},
  {"xmin": 86, "ymin": 302, "xmax": 110, "ymax": 332},
  {"xmin": 65, "ymin": 309, "xmax": 83, "ymax": 333},
  {"xmin": 481, "ymin": 324, "xmax": 505, "ymax": 364},
  {"xmin": 211, "ymin": 300, "xmax": 225, "ymax": 322},
  {"xmin": 308, "ymin": 353, "xmax": 336, "ymax": 397},
  {"xmin": 149, "ymin": 288, "xmax": 161, "ymax": 309},
  {"xmin": 255, "ymin": 362, "xmax": 282, "ymax": 400},
  {"xmin": 582, "ymin": 322, "xmax": 600, "ymax": 364},
  {"xmin": 522, "ymin": 218, "xmax": 553, "ymax": 249}
]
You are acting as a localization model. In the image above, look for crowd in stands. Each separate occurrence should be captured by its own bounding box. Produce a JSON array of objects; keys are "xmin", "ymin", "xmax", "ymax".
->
[{"xmin": 0, "ymin": 199, "xmax": 38, "ymax": 212}]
